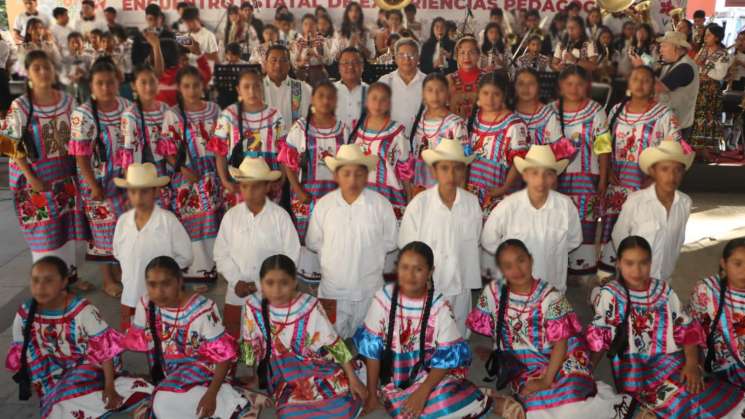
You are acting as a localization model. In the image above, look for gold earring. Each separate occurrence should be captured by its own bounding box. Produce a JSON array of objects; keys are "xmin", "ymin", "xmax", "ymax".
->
[
  {"xmin": 625, "ymin": 89, "xmax": 631, "ymax": 97},
  {"xmin": 27, "ymin": 81, "xmax": 33, "ymax": 89},
  {"xmin": 310, "ymin": 105, "xmax": 316, "ymax": 113}
]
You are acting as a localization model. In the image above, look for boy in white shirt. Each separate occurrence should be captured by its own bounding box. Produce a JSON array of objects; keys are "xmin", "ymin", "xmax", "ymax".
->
[
  {"xmin": 182, "ymin": 6, "xmax": 219, "ymax": 63},
  {"xmin": 398, "ymin": 139, "xmax": 482, "ymax": 335},
  {"xmin": 213, "ymin": 158, "xmax": 301, "ymax": 338},
  {"xmin": 50, "ymin": 7, "xmax": 72, "ymax": 53},
  {"xmin": 306, "ymin": 144, "xmax": 398, "ymax": 339},
  {"xmin": 611, "ymin": 140, "xmax": 694, "ymax": 282},
  {"xmin": 113, "ymin": 163, "xmax": 193, "ymax": 330},
  {"xmin": 482, "ymin": 145, "xmax": 583, "ymax": 293}
]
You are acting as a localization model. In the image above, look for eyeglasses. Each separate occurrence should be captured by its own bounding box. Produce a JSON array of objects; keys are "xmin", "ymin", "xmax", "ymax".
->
[
  {"xmin": 339, "ymin": 60, "xmax": 362, "ymax": 67},
  {"xmin": 396, "ymin": 53, "xmax": 418, "ymax": 61},
  {"xmin": 267, "ymin": 57, "xmax": 289, "ymax": 64}
]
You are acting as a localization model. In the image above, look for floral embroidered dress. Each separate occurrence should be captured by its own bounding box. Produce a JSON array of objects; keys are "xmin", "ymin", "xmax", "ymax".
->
[
  {"xmin": 69, "ymin": 97, "xmax": 131, "ymax": 259},
  {"xmin": 690, "ymin": 276, "xmax": 745, "ymax": 389},
  {"xmin": 515, "ymin": 104, "xmax": 564, "ymax": 147},
  {"xmin": 354, "ymin": 284, "xmax": 491, "ymax": 419},
  {"xmin": 207, "ymin": 104, "xmax": 286, "ymax": 209},
  {"xmin": 351, "ymin": 121, "xmax": 413, "ymax": 219},
  {"xmin": 467, "ymin": 279, "xmax": 623, "ymax": 415},
  {"xmin": 0, "ymin": 92, "xmax": 88, "ymax": 262},
  {"xmin": 119, "ymin": 100, "xmax": 172, "ymax": 206},
  {"xmin": 691, "ymin": 47, "xmax": 732, "ymax": 151},
  {"xmin": 123, "ymin": 294, "xmax": 250, "ymax": 418},
  {"xmin": 550, "ymin": 99, "xmax": 611, "ymax": 274},
  {"xmin": 160, "ymin": 102, "xmax": 222, "ymax": 279},
  {"xmin": 588, "ymin": 279, "xmax": 745, "ymax": 418},
  {"xmin": 5, "ymin": 296, "xmax": 153, "ymax": 419},
  {"xmin": 447, "ymin": 69, "xmax": 484, "ymax": 120},
  {"xmin": 599, "ymin": 102, "xmax": 681, "ymax": 269},
  {"xmin": 410, "ymin": 112, "xmax": 468, "ymax": 193},
  {"xmin": 241, "ymin": 292, "xmax": 362, "ymax": 418}
]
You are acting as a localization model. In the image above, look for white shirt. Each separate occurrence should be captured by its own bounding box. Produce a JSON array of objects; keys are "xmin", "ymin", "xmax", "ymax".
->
[
  {"xmin": 481, "ymin": 189, "xmax": 582, "ymax": 292},
  {"xmin": 262, "ymin": 76, "xmax": 312, "ymax": 127},
  {"xmin": 612, "ymin": 185, "xmax": 691, "ymax": 282},
  {"xmin": 49, "ymin": 23, "xmax": 72, "ymax": 52},
  {"xmin": 306, "ymin": 189, "xmax": 398, "ymax": 301},
  {"xmin": 379, "ymin": 69, "xmax": 426, "ymax": 135},
  {"xmin": 113, "ymin": 206, "xmax": 193, "ymax": 307},
  {"xmin": 399, "ymin": 187, "xmax": 482, "ymax": 295},
  {"xmin": 334, "ymin": 80, "xmax": 367, "ymax": 128},
  {"xmin": 189, "ymin": 26, "xmax": 219, "ymax": 64},
  {"xmin": 213, "ymin": 200, "xmax": 300, "ymax": 289},
  {"xmin": 14, "ymin": 12, "xmax": 49, "ymax": 38},
  {"xmin": 72, "ymin": 15, "xmax": 108, "ymax": 37}
]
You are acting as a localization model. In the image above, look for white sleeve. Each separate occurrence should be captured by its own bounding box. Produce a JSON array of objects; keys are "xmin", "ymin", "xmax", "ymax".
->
[
  {"xmin": 280, "ymin": 209, "xmax": 302, "ymax": 264},
  {"xmin": 398, "ymin": 198, "xmax": 421, "ymax": 249},
  {"xmin": 112, "ymin": 215, "xmax": 126, "ymax": 261},
  {"xmin": 204, "ymin": 32, "xmax": 219, "ymax": 55},
  {"xmin": 213, "ymin": 211, "xmax": 244, "ymax": 286},
  {"xmin": 611, "ymin": 199, "xmax": 634, "ymax": 251},
  {"xmin": 170, "ymin": 214, "xmax": 194, "ymax": 269},
  {"xmin": 481, "ymin": 202, "xmax": 507, "ymax": 254},
  {"xmin": 305, "ymin": 200, "xmax": 325, "ymax": 253},
  {"xmin": 285, "ymin": 120, "xmax": 307, "ymax": 153},
  {"xmin": 708, "ymin": 54, "xmax": 732, "ymax": 81},
  {"xmin": 381, "ymin": 199, "xmax": 399, "ymax": 253},
  {"xmin": 566, "ymin": 200, "xmax": 583, "ymax": 251}
]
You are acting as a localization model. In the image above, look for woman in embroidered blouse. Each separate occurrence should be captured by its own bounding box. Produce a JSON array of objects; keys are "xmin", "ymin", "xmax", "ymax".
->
[
  {"xmin": 689, "ymin": 238, "xmax": 745, "ymax": 390},
  {"xmin": 123, "ymin": 256, "xmax": 256, "ymax": 419},
  {"xmin": 588, "ymin": 236, "xmax": 745, "ymax": 418},
  {"xmin": 355, "ymin": 241, "xmax": 490, "ymax": 418},
  {"xmin": 241, "ymin": 254, "xmax": 367, "ymax": 418},
  {"xmin": 447, "ymin": 36, "xmax": 484, "ymax": 120},
  {"xmin": 479, "ymin": 22, "xmax": 511, "ymax": 73},
  {"xmin": 550, "ymin": 16, "xmax": 598, "ymax": 73},
  {"xmin": 6, "ymin": 257, "xmax": 152, "ymax": 419}
]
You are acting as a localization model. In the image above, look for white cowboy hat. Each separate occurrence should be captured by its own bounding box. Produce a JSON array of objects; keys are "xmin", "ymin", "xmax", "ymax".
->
[
  {"xmin": 422, "ymin": 139, "xmax": 476, "ymax": 167},
  {"xmin": 639, "ymin": 140, "xmax": 695, "ymax": 175},
  {"xmin": 656, "ymin": 31, "xmax": 691, "ymax": 50},
  {"xmin": 228, "ymin": 157, "xmax": 282, "ymax": 183},
  {"xmin": 114, "ymin": 163, "xmax": 170, "ymax": 188},
  {"xmin": 324, "ymin": 144, "xmax": 379, "ymax": 173},
  {"xmin": 514, "ymin": 145, "xmax": 569, "ymax": 175}
]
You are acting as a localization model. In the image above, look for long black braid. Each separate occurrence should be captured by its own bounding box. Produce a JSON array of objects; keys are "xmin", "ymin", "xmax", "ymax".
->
[
  {"xmin": 133, "ymin": 65, "xmax": 158, "ymax": 164},
  {"xmin": 147, "ymin": 301, "xmax": 166, "ymax": 384},
  {"xmin": 557, "ymin": 65, "xmax": 590, "ymax": 139},
  {"xmin": 379, "ymin": 283, "xmax": 399, "ymax": 386},
  {"xmin": 88, "ymin": 57, "xmax": 119, "ymax": 165},
  {"xmin": 12, "ymin": 298, "xmax": 37, "ymax": 400},
  {"xmin": 401, "ymin": 285, "xmax": 434, "ymax": 389},
  {"xmin": 409, "ymin": 104, "xmax": 425, "ymax": 150},
  {"xmin": 229, "ymin": 69, "xmax": 263, "ymax": 169},
  {"xmin": 257, "ymin": 297, "xmax": 273, "ymax": 390}
]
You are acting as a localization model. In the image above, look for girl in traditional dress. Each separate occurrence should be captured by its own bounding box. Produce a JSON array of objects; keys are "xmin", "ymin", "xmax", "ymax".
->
[
  {"xmin": 550, "ymin": 16, "xmax": 598, "ymax": 74},
  {"xmin": 513, "ymin": 68, "xmax": 570, "ymax": 151},
  {"xmin": 210, "ymin": 70, "xmax": 285, "ymax": 210},
  {"xmin": 6, "ymin": 257, "xmax": 152, "ymax": 419},
  {"xmin": 588, "ymin": 236, "xmax": 745, "ymax": 419},
  {"xmin": 348, "ymin": 82, "xmax": 412, "ymax": 219},
  {"xmin": 120, "ymin": 65, "xmax": 172, "ymax": 206},
  {"xmin": 241, "ymin": 254, "xmax": 367, "ymax": 417},
  {"xmin": 159, "ymin": 66, "xmax": 222, "ymax": 282},
  {"xmin": 409, "ymin": 73, "xmax": 468, "ymax": 194},
  {"xmin": 479, "ymin": 22, "xmax": 511, "ymax": 73},
  {"xmin": 279, "ymin": 80, "xmax": 345, "ymax": 286},
  {"xmin": 691, "ymin": 23, "xmax": 732, "ymax": 161},
  {"xmin": 551, "ymin": 65, "xmax": 611, "ymax": 275},
  {"xmin": 515, "ymin": 36, "xmax": 552, "ymax": 73},
  {"xmin": 599, "ymin": 66, "xmax": 681, "ymax": 271},
  {"xmin": 70, "ymin": 56, "xmax": 131, "ymax": 298},
  {"xmin": 468, "ymin": 239, "xmax": 629, "ymax": 419},
  {"xmin": 1, "ymin": 50, "xmax": 90, "ymax": 290},
  {"xmin": 354, "ymin": 241, "xmax": 491, "ymax": 418},
  {"xmin": 447, "ymin": 36, "xmax": 483, "ymax": 120},
  {"xmin": 690, "ymin": 238, "xmax": 745, "ymax": 389},
  {"xmin": 123, "ymin": 256, "xmax": 259, "ymax": 418}
]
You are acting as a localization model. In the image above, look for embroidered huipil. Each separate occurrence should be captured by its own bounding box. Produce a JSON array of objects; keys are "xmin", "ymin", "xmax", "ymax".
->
[
  {"xmin": 0, "ymin": 93, "xmax": 88, "ymax": 253},
  {"xmin": 113, "ymin": 206, "xmax": 193, "ymax": 308},
  {"xmin": 467, "ymin": 279, "xmax": 596, "ymax": 411},
  {"xmin": 354, "ymin": 284, "xmax": 491, "ymax": 419},
  {"xmin": 515, "ymin": 103, "xmax": 563, "ymax": 146},
  {"xmin": 447, "ymin": 69, "xmax": 484, "ymax": 120},
  {"xmin": 410, "ymin": 113, "xmax": 468, "ymax": 191},
  {"xmin": 68, "ymin": 97, "xmax": 131, "ymax": 257},
  {"xmin": 241, "ymin": 293, "xmax": 362, "ymax": 418},
  {"xmin": 306, "ymin": 189, "xmax": 398, "ymax": 301},
  {"xmin": 159, "ymin": 102, "xmax": 223, "ymax": 241},
  {"xmin": 588, "ymin": 279, "xmax": 744, "ymax": 418},
  {"xmin": 482, "ymin": 190, "xmax": 583, "ymax": 292},
  {"xmin": 5, "ymin": 297, "xmax": 153, "ymax": 419}
]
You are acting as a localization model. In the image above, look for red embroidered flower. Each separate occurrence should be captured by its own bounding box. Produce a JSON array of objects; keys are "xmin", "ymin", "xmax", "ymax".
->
[
  {"xmin": 20, "ymin": 201, "xmax": 35, "ymax": 218},
  {"xmin": 95, "ymin": 206, "xmax": 109, "ymax": 219},
  {"xmin": 733, "ymin": 313, "xmax": 745, "ymax": 337},
  {"xmin": 63, "ymin": 182, "xmax": 77, "ymax": 196},
  {"xmin": 177, "ymin": 189, "xmax": 189, "ymax": 207},
  {"xmin": 30, "ymin": 193, "xmax": 47, "ymax": 209},
  {"xmin": 188, "ymin": 194, "xmax": 199, "ymax": 209},
  {"xmin": 631, "ymin": 312, "xmax": 650, "ymax": 335}
]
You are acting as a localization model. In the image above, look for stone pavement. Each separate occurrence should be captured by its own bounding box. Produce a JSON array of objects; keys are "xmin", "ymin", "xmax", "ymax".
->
[{"xmin": 0, "ymin": 188, "xmax": 743, "ymax": 418}]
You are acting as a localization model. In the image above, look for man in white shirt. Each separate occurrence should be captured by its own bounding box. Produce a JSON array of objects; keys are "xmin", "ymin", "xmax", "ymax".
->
[
  {"xmin": 13, "ymin": 0, "xmax": 49, "ymax": 43},
  {"xmin": 379, "ymin": 37, "xmax": 426, "ymax": 135},
  {"xmin": 611, "ymin": 141, "xmax": 694, "ymax": 282},
  {"xmin": 399, "ymin": 139, "xmax": 481, "ymax": 336},
  {"xmin": 334, "ymin": 47, "xmax": 368, "ymax": 129},
  {"xmin": 182, "ymin": 7, "xmax": 219, "ymax": 63},
  {"xmin": 482, "ymin": 145, "xmax": 582, "ymax": 292},
  {"xmin": 213, "ymin": 158, "xmax": 301, "ymax": 337},
  {"xmin": 306, "ymin": 144, "xmax": 398, "ymax": 339},
  {"xmin": 72, "ymin": 0, "xmax": 107, "ymax": 39},
  {"xmin": 50, "ymin": 7, "xmax": 72, "ymax": 53},
  {"xmin": 263, "ymin": 45, "xmax": 312, "ymax": 127}
]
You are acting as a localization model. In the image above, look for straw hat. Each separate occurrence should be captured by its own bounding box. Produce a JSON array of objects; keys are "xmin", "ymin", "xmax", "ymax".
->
[
  {"xmin": 228, "ymin": 157, "xmax": 282, "ymax": 183},
  {"xmin": 513, "ymin": 145, "xmax": 569, "ymax": 175},
  {"xmin": 114, "ymin": 163, "xmax": 170, "ymax": 188},
  {"xmin": 638, "ymin": 140, "xmax": 695, "ymax": 175},
  {"xmin": 422, "ymin": 139, "xmax": 476, "ymax": 167},
  {"xmin": 595, "ymin": 0, "xmax": 635, "ymax": 13},
  {"xmin": 656, "ymin": 31, "xmax": 691, "ymax": 50},
  {"xmin": 324, "ymin": 144, "xmax": 379, "ymax": 172}
]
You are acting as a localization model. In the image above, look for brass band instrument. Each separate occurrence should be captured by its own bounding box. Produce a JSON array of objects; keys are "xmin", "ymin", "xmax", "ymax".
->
[{"xmin": 374, "ymin": 0, "xmax": 412, "ymax": 11}]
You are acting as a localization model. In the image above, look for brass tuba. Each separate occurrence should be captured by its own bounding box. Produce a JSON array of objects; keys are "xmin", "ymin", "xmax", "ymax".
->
[{"xmin": 374, "ymin": 0, "xmax": 413, "ymax": 11}]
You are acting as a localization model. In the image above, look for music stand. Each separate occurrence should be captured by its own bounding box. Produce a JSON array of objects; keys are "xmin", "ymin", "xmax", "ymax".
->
[
  {"xmin": 537, "ymin": 71, "xmax": 558, "ymax": 103},
  {"xmin": 363, "ymin": 64, "xmax": 397, "ymax": 84},
  {"xmin": 214, "ymin": 64, "xmax": 261, "ymax": 108}
]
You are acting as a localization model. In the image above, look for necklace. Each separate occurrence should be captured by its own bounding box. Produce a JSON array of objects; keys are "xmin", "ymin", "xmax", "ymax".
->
[
  {"xmin": 474, "ymin": 110, "xmax": 507, "ymax": 152},
  {"xmin": 271, "ymin": 295, "xmax": 296, "ymax": 337},
  {"xmin": 419, "ymin": 112, "xmax": 448, "ymax": 152},
  {"xmin": 160, "ymin": 298, "xmax": 183, "ymax": 341},
  {"xmin": 507, "ymin": 281, "xmax": 538, "ymax": 335},
  {"xmin": 623, "ymin": 100, "xmax": 654, "ymax": 147},
  {"xmin": 362, "ymin": 117, "xmax": 390, "ymax": 144},
  {"xmin": 518, "ymin": 102, "xmax": 542, "ymax": 127},
  {"xmin": 398, "ymin": 291, "xmax": 426, "ymax": 349}
]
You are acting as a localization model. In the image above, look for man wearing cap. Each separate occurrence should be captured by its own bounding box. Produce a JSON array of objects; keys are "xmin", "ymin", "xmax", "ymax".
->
[
  {"xmin": 112, "ymin": 163, "xmax": 193, "ymax": 329},
  {"xmin": 398, "ymin": 139, "xmax": 481, "ymax": 336},
  {"xmin": 481, "ymin": 145, "xmax": 582, "ymax": 293},
  {"xmin": 306, "ymin": 144, "xmax": 398, "ymax": 339},
  {"xmin": 656, "ymin": 31, "xmax": 700, "ymax": 140},
  {"xmin": 213, "ymin": 157, "xmax": 301, "ymax": 338},
  {"xmin": 611, "ymin": 140, "xmax": 694, "ymax": 282}
]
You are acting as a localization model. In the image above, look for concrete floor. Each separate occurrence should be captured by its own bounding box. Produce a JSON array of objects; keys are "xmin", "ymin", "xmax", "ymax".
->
[{"xmin": 0, "ymin": 190, "xmax": 744, "ymax": 418}]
